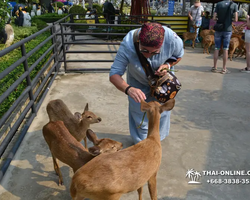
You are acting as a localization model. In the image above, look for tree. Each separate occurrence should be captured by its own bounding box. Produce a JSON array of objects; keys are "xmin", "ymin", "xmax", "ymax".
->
[{"xmin": 130, "ymin": 0, "xmax": 150, "ymax": 22}]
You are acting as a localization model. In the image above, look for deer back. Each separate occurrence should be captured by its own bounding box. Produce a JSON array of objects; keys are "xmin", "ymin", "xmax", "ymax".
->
[
  {"xmin": 43, "ymin": 122, "xmax": 123, "ymax": 172},
  {"xmin": 43, "ymin": 121, "xmax": 93, "ymax": 172}
]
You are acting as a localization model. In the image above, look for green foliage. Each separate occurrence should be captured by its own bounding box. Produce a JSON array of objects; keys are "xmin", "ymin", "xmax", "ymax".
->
[
  {"xmin": 0, "ymin": 0, "xmax": 11, "ymax": 30},
  {"xmin": 25, "ymin": 6, "xmax": 32, "ymax": 14},
  {"xmin": 69, "ymin": 5, "xmax": 86, "ymax": 18},
  {"xmin": 32, "ymin": 13, "xmax": 68, "ymax": 23},
  {"xmin": 13, "ymin": 24, "xmax": 39, "ymax": 39},
  {"xmin": 92, "ymin": 4, "xmax": 103, "ymax": 14},
  {"xmin": 31, "ymin": 18, "xmax": 48, "ymax": 30},
  {"xmin": 53, "ymin": 2, "xmax": 64, "ymax": 8},
  {"xmin": 0, "ymin": 30, "xmax": 52, "ymax": 118}
]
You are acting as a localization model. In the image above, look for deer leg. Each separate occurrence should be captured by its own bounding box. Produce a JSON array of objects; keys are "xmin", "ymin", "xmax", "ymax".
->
[
  {"xmin": 137, "ymin": 187, "xmax": 143, "ymax": 200},
  {"xmin": 192, "ymin": 39, "xmax": 195, "ymax": 48},
  {"xmin": 52, "ymin": 154, "xmax": 63, "ymax": 185},
  {"xmin": 231, "ymin": 47, "xmax": 236, "ymax": 61},
  {"xmin": 84, "ymin": 136, "xmax": 88, "ymax": 149},
  {"xmin": 148, "ymin": 173, "xmax": 157, "ymax": 200},
  {"xmin": 203, "ymin": 43, "xmax": 206, "ymax": 54},
  {"xmin": 207, "ymin": 43, "xmax": 211, "ymax": 54}
]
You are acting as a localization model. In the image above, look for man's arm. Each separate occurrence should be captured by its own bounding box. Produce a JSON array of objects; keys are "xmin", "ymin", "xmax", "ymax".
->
[
  {"xmin": 188, "ymin": 11, "xmax": 193, "ymax": 21},
  {"xmin": 234, "ymin": 11, "xmax": 238, "ymax": 22},
  {"xmin": 213, "ymin": 12, "xmax": 217, "ymax": 21}
]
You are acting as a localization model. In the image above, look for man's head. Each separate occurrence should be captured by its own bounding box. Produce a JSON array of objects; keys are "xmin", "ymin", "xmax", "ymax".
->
[
  {"xmin": 139, "ymin": 23, "xmax": 165, "ymax": 58},
  {"xmin": 194, "ymin": 0, "xmax": 201, "ymax": 8}
]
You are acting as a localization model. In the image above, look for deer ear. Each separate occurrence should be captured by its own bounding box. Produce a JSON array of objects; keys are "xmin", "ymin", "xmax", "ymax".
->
[
  {"xmin": 86, "ymin": 129, "xmax": 99, "ymax": 145},
  {"xmin": 84, "ymin": 103, "xmax": 89, "ymax": 112},
  {"xmin": 160, "ymin": 99, "xmax": 175, "ymax": 113},
  {"xmin": 140, "ymin": 100, "xmax": 151, "ymax": 112},
  {"xmin": 74, "ymin": 112, "xmax": 82, "ymax": 122},
  {"xmin": 88, "ymin": 146, "xmax": 100, "ymax": 156}
]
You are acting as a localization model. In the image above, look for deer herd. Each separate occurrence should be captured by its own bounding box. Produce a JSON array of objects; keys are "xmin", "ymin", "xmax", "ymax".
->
[
  {"xmin": 182, "ymin": 24, "xmax": 246, "ymax": 61},
  {"xmin": 43, "ymin": 98, "xmax": 175, "ymax": 200}
]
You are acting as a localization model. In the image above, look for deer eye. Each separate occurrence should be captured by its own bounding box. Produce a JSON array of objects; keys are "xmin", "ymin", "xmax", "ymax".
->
[{"xmin": 87, "ymin": 116, "xmax": 92, "ymax": 119}]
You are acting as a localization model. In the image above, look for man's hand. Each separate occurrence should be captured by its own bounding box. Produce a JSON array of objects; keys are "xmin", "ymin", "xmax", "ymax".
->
[
  {"xmin": 127, "ymin": 87, "xmax": 146, "ymax": 103},
  {"xmin": 155, "ymin": 63, "xmax": 170, "ymax": 77}
]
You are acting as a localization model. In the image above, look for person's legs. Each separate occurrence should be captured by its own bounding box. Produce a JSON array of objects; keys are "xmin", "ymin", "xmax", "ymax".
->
[
  {"xmin": 245, "ymin": 42, "xmax": 250, "ymax": 70},
  {"xmin": 128, "ymin": 103, "xmax": 148, "ymax": 144},
  {"xmin": 195, "ymin": 20, "xmax": 202, "ymax": 43},
  {"xmin": 241, "ymin": 29, "xmax": 250, "ymax": 72},
  {"xmin": 213, "ymin": 31, "xmax": 222, "ymax": 71},
  {"xmin": 221, "ymin": 32, "xmax": 232, "ymax": 73},
  {"xmin": 190, "ymin": 26, "xmax": 195, "ymax": 45}
]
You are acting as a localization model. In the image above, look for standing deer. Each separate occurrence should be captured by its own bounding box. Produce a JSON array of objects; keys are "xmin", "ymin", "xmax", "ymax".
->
[
  {"xmin": 200, "ymin": 29, "xmax": 215, "ymax": 48},
  {"xmin": 43, "ymin": 122, "xmax": 123, "ymax": 185},
  {"xmin": 182, "ymin": 25, "xmax": 199, "ymax": 49},
  {"xmin": 203, "ymin": 35, "xmax": 215, "ymax": 54},
  {"xmin": 70, "ymin": 99, "xmax": 175, "ymax": 200},
  {"xmin": 46, "ymin": 99, "xmax": 101, "ymax": 148}
]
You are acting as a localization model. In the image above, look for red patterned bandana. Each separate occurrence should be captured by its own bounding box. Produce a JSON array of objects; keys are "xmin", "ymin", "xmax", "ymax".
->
[{"xmin": 139, "ymin": 23, "xmax": 165, "ymax": 48}]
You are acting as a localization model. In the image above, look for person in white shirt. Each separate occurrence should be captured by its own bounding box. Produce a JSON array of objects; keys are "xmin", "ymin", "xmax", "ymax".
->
[{"xmin": 188, "ymin": 0, "xmax": 204, "ymax": 45}]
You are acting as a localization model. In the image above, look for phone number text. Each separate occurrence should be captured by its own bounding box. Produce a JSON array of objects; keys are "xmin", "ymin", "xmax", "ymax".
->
[{"xmin": 207, "ymin": 179, "xmax": 250, "ymax": 184}]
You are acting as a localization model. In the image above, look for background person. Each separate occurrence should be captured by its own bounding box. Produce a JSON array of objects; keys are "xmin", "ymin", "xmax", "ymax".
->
[
  {"xmin": 201, "ymin": 11, "xmax": 210, "ymax": 30},
  {"xmin": 188, "ymin": 0, "xmax": 204, "ymax": 45},
  {"xmin": 109, "ymin": 23, "xmax": 184, "ymax": 144},
  {"xmin": 103, "ymin": 0, "xmax": 115, "ymax": 24},
  {"xmin": 241, "ymin": 12, "xmax": 250, "ymax": 73},
  {"xmin": 211, "ymin": 0, "xmax": 238, "ymax": 74}
]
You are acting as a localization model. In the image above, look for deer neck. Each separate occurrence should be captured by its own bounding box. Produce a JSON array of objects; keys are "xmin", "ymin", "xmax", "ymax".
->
[
  {"xmin": 72, "ymin": 147, "xmax": 95, "ymax": 172},
  {"xmin": 79, "ymin": 120, "xmax": 90, "ymax": 132},
  {"xmin": 147, "ymin": 110, "xmax": 161, "ymax": 141}
]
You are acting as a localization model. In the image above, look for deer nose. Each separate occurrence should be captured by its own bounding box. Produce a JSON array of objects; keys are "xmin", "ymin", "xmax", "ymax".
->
[{"xmin": 97, "ymin": 117, "xmax": 102, "ymax": 122}]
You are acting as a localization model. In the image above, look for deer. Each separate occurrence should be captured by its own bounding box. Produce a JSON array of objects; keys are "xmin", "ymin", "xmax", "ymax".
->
[
  {"xmin": 200, "ymin": 29, "xmax": 215, "ymax": 48},
  {"xmin": 182, "ymin": 25, "xmax": 199, "ymax": 49},
  {"xmin": 46, "ymin": 99, "xmax": 101, "ymax": 148},
  {"xmin": 203, "ymin": 35, "xmax": 215, "ymax": 54},
  {"xmin": 70, "ymin": 99, "xmax": 175, "ymax": 200},
  {"xmin": 42, "ymin": 121, "xmax": 123, "ymax": 185}
]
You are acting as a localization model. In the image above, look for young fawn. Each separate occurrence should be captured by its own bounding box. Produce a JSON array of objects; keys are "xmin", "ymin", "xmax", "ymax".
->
[
  {"xmin": 42, "ymin": 121, "xmax": 123, "ymax": 185},
  {"xmin": 203, "ymin": 35, "xmax": 215, "ymax": 54},
  {"xmin": 182, "ymin": 25, "xmax": 199, "ymax": 49},
  {"xmin": 70, "ymin": 99, "xmax": 175, "ymax": 200},
  {"xmin": 46, "ymin": 99, "xmax": 101, "ymax": 148}
]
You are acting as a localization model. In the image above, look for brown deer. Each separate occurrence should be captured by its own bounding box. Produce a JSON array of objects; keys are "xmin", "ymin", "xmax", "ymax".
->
[
  {"xmin": 42, "ymin": 121, "xmax": 123, "ymax": 185},
  {"xmin": 182, "ymin": 25, "xmax": 199, "ymax": 49},
  {"xmin": 200, "ymin": 29, "xmax": 215, "ymax": 48},
  {"xmin": 203, "ymin": 35, "xmax": 215, "ymax": 54},
  {"xmin": 46, "ymin": 99, "xmax": 101, "ymax": 148},
  {"xmin": 70, "ymin": 99, "xmax": 175, "ymax": 200}
]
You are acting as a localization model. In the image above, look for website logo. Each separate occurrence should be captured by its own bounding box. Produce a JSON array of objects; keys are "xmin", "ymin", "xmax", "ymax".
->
[{"xmin": 186, "ymin": 169, "xmax": 202, "ymax": 185}]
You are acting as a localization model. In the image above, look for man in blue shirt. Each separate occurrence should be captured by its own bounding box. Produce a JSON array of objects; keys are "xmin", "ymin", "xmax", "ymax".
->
[{"xmin": 109, "ymin": 23, "xmax": 184, "ymax": 144}]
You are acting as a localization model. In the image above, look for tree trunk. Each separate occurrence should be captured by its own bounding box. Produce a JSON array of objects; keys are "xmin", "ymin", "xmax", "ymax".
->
[
  {"xmin": 120, "ymin": 0, "xmax": 124, "ymax": 15},
  {"xmin": 182, "ymin": 0, "xmax": 186, "ymax": 15}
]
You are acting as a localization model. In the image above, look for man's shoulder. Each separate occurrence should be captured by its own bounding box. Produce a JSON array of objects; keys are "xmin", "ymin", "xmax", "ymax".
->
[{"xmin": 190, "ymin": 5, "xmax": 195, "ymax": 10}]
